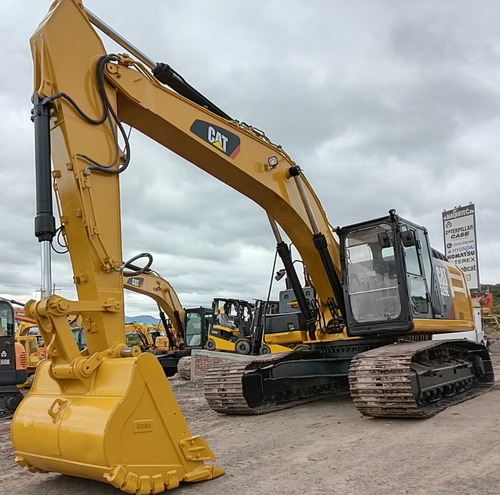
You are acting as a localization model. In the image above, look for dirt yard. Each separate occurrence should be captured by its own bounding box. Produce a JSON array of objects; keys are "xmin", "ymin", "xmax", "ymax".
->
[{"xmin": 1, "ymin": 339, "xmax": 500, "ymax": 495}]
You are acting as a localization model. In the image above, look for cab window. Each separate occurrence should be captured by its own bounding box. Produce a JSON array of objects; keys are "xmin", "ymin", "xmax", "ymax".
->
[
  {"xmin": 0, "ymin": 302, "xmax": 14, "ymax": 337},
  {"xmin": 185, "ymin": 312, "xmax": 202, "ymax": 347}
]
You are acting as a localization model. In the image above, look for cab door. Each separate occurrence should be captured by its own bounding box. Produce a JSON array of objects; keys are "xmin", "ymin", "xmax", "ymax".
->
[
  {"xmin": 400, "ymin": 225, "xmax": 433, "ymax": 320},
  {"xmin": 342, "ymin": 221, "xmax": 413, "ymax": 336}
]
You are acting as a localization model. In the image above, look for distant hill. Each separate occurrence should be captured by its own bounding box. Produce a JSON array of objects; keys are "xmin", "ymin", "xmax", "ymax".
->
[{"xmin": 125, "ymin": 315, "xmax": 160, "ymax": 324}]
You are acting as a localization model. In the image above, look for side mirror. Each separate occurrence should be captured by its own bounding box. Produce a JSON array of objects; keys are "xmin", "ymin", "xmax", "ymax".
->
[
  {"xmin": 378, "ymin": 231, "xmax": 393, "ymax": 248},
  {"xmin": 402, "ymin": 230, "xmax": 417, "ymax": 247}
]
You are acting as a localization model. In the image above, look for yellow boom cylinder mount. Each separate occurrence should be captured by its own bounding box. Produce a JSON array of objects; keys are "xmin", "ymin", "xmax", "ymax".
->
[{"xmin": 12, "ymin": 0, "xmax": 223, "ymax": 492}]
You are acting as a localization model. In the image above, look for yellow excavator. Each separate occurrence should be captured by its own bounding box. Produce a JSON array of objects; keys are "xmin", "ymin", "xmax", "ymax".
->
[
  {"xmin": 13, "ymin": 0, "xmax": 494, "ymax": 493},
  {"xmin": 123, "ymin": 272, "xmax": 203, "ymax": 376},
  {"xmin": 125, "ymin": 322, "xmax": 155, "ymax": 352},
  {"xmin": 123, "ymin": 270, "xmax": 186, "ymax": 352}
]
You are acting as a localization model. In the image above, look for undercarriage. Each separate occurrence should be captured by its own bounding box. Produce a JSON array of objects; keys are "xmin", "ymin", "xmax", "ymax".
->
[{"xmin": 204, "ymin": 339, "xmax": 494, "ymax": 417}]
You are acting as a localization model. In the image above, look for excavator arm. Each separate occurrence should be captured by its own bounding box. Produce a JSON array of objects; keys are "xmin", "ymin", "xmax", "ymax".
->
[
  {"xmin": 14, "ymin": 3, "xmax": 226, "ymax": 490},
  {"xmin": 123, "ymin": 271, "xmax": 186, "ymax": 351}
]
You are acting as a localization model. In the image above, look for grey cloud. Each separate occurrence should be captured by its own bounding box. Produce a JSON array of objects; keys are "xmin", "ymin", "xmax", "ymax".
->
[{"xmin": 1, "ymin": 0, "xmax": 499, "ymax": 315}]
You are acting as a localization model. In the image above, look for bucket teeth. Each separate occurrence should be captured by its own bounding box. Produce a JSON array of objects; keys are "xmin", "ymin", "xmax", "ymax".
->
[
  {"xmin": 103, "ymin": 463, "xmax": 224, "ymax": 493},
  {"xmin": 104, "ymin": 465, "xmax": 181, "ymax": 494}
]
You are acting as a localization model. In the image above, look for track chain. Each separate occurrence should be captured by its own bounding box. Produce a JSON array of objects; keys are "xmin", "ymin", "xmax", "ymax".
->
[
  {"xmin": 204, "ymin": 352, "xmax": 299, "ymax": 415},
  {"xmin": 349, "ymin": 340, "xmax": 494, "ymax": 418}
]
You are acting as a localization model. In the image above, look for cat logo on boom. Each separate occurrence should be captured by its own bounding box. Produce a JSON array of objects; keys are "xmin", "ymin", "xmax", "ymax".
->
[
  {"xmin": 208, "ymin": 127, "xmax": 228, "ymax": 152},
  {"xmin": 190, "ymin": 119, "xmax": 241, "ymax": 159}
]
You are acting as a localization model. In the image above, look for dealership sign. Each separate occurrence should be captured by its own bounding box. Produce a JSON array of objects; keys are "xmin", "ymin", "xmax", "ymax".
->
[{"xmin": 442, "ymin": 204, "xmax": 479, "ymax": 290}]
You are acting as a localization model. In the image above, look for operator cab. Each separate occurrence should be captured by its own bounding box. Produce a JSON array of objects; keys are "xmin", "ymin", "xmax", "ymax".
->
[
  {"xmin": 184, "ymin": 307, "xmax": 212, "ymax": 348},
  {"xmin": 338, "ymin": 210, "xmax": 436, "ymax": 337}
]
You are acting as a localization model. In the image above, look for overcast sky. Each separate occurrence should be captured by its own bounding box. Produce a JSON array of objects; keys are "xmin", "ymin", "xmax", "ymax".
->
[{"xmin": 1, "ymin": 0, "xmax": 500, "ymax": 317}]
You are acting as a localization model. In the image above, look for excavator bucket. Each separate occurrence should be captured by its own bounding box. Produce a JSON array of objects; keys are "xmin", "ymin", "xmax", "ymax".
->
[{"xmin": 12, "ymin": 351, "xmax": 224, "ymax": 494}]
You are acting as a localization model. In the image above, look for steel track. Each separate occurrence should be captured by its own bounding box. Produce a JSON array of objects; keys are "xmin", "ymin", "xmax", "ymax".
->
[
  {"xmin": 349, "ymin": 340, "xmax": 494, "ymax": 418},
  {"xmin": 204, "ymin": 340, "xmax": 494, "ymax": 418}
]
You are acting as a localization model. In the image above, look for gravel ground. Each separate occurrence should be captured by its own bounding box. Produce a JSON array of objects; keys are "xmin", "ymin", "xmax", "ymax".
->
[{"xmin": 1, "ymin": 337, "xmax": 499, "ymax": 495}]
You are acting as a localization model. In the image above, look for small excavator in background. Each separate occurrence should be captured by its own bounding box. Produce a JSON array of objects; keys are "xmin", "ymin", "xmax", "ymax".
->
[
  {"xmin": 124, "ymin": 269, "xmax": 279, "ymax": 370},
  {"xmin": 13, "ymin": 1, "xmax": 494, "ymax": 493},
  {"xmin": 0, "ymin": 298, "xmax": 28, "ymax": 415},
  {"xmin": 123, "ymin": 270, "xmax": 197, "ymax": 376},
  {"xmin": 125, "ymin": 322, "xmax": 156, "ymax": 353},
  {"xmin": 126, "ymin": 276, "xmax": 290, "ymax": 361}
]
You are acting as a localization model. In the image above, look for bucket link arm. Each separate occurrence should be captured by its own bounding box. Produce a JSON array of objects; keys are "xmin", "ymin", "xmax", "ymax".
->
[{"xmin": 26, "ymin": 296, "xmax": 140, "ymax": 383}]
